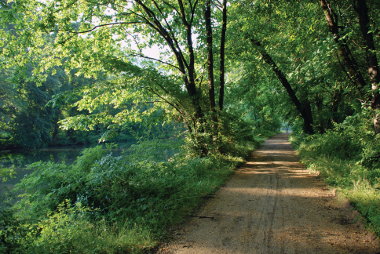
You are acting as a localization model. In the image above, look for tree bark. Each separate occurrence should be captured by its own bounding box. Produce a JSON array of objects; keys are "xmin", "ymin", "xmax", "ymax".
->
[
  {"xmin": 218, "ymin": 0, "xmax": 227, "ymax": 111},
  {"xmin": 354, "ymin": 0, "xmax": 380, "ymax": 133},
  {"xmin": 319, "ymin": 0, "xmax": 367, "ymax": 97},
  {"xmin": 205, "ymin": 0, "xmax": 216, "ymax": 116}
]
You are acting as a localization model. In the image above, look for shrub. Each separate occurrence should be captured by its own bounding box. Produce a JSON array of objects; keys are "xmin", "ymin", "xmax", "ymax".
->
[{"xmin": 5, "ymin": 136, "xmax": 255, "ymax": 253}]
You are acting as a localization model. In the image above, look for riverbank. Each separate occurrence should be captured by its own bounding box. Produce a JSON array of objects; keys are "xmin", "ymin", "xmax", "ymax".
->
[{"xmin": 0, "ymin": 137, "xmax": 262, "ymax": 253}]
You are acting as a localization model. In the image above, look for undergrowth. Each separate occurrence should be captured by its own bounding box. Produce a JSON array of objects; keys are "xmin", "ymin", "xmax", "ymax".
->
[
  {"xmin": 0, "ymin": 134, "xmax": 263, "ymax": 253},
  {"xmin": 290, "ymin": 110, "xmax": 380, "ymax": 236}
]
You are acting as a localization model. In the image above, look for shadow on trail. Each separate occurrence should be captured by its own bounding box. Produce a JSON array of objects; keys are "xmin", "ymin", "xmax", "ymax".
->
[{"xmin": 158, "ymin": 133, "xmax": 378, "ymax": 254}]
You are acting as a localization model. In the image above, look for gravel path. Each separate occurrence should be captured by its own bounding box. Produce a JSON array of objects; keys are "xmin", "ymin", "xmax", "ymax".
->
[{"xmin": 158, "ymin": 133, "xmax": 379, "ymax": 254}]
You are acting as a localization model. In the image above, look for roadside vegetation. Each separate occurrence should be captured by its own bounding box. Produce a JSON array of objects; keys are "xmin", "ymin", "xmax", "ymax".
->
[
  {"xmin": 1, "ymin": 0, "xmax": 380, "ymax": 252},
  {"xmin": 290, "ymin": 109, "xmax": 380, "ymax": 236},
  {"xmin": 1, "ymin": 119, "xmax": 274, "ymax": 253}
]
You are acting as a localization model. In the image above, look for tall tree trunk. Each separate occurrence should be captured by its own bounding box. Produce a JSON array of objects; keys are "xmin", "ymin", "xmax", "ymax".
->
[
  {"xmin": 205, "ymin": 0, "xmax": 216, "ymax": 116},
  {"xmin": 320, "ymin": 0, "xmax": 367, "ymax": 97},
  {"xmin": 204, "ymin": 0, "xmax": 218, "ymax": 154},
  {"xmin": 354, "ymin": 0, "xmax": 380, "ymax": 134},
  {"xmin": 219, "ymin": 0, "xmax": 227, "ymax": 111},
  {"xmin": 250, "ymin": 38, "xmax": 314, "ymax": 134}
]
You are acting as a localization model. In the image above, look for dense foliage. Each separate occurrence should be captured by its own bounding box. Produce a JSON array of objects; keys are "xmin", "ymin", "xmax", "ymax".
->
[
  {"xmin": 1, "ymin": 136, "xmax": 263, "ymax": 253},
  {"xmin": 0, "ymin": 0, "xmax": 284, "ymax": 153},
  {"xmin": 1, "ymin": 0, "xmax": 380, "ymax": 252}
]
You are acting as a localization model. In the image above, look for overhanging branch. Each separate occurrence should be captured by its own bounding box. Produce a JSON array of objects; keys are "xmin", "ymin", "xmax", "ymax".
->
[
  {"xmin": 71, "ymin": 22, "xmax": 143, "ymax": 34},
  {"xmin": 129, "ymin": 53, "xmax": 182, "ymax": 71}
]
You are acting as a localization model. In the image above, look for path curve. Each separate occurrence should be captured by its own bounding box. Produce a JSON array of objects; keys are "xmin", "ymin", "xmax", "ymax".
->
[{"xmin": 158, "ymin": 133, "xmax": 379, "ymax": 254}]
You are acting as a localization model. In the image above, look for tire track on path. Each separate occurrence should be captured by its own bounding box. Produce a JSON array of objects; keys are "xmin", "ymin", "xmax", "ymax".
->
[{"xmin": 158, "ymin": 133, "xmax": 379, "ymax": 254}]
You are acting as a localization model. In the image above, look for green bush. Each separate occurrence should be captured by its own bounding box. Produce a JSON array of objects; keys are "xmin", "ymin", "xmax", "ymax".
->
[
  {"xmin": 293, "ymin": 109, "xmax": 378, "ymax": 165},
  {"xmin": 182, "ymin": 112, "xmax": 262, "ymax": 157},
  {"xmin": 4, "ymin": 136, "xmax": 255, "ymax": 253},
  {"xmin": 0, "ymin": 194, "xmax": 38, "ymax": 253}
]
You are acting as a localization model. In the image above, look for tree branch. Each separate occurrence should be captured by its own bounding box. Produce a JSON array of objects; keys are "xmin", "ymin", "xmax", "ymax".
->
[
  {"xmin": 71, "ymin": 22, "xmax": 142, "ymax": 34},
  {"xmin": 129, "ymin": 53, "xmax": 182, "ymax": 71}
]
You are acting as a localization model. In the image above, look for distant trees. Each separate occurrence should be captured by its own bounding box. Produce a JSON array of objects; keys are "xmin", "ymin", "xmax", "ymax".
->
[{"xmin": 1, "ymin": 0, "xmax": 232, "ymax": 154}]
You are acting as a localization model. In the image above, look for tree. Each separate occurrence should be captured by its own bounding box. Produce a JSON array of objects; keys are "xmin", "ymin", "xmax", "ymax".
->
[
  {"xmin": 248, "ymin": 38, "xmax": 314, "ymax": 134},
  {"xmin": 226, "ymin": 0, "xmax": 372, "ymax": 134},
  {"xmin": 319, "ymin": 0, "xmax": 380, "ymax": 133},
  {"xmin": 1, "ymin": 0, "xmax": 231, "ymax": 154},
  {"xmin": 226, "ymin": 0, "xmax": 327, "ymax": 134}
]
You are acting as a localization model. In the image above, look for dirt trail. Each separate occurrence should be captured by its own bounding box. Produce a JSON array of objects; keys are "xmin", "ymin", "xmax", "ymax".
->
[{"xmin": 158, "ymin": 133, "xmax": 379, "ymax": 254}]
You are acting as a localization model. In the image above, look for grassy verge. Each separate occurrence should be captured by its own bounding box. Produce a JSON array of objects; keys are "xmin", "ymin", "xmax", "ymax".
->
[
  {"xmin": 289, "ymin": 127, "xmax": 380, "ymax": 236},
  {"xmin": 0, "ymin": 136, "xmax": 263, "ymax": 253}
]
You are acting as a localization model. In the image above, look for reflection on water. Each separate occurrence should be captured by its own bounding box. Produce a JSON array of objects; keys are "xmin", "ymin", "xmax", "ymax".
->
[{"xmin": 0, "ymin": 142, "xmax": 135, "ymax": 199}]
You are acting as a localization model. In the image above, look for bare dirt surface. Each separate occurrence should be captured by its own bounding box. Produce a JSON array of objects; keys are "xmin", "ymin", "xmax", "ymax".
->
[{"xmin": 158, "ymin": 133, "xmax": 379, "ymax": 254}]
